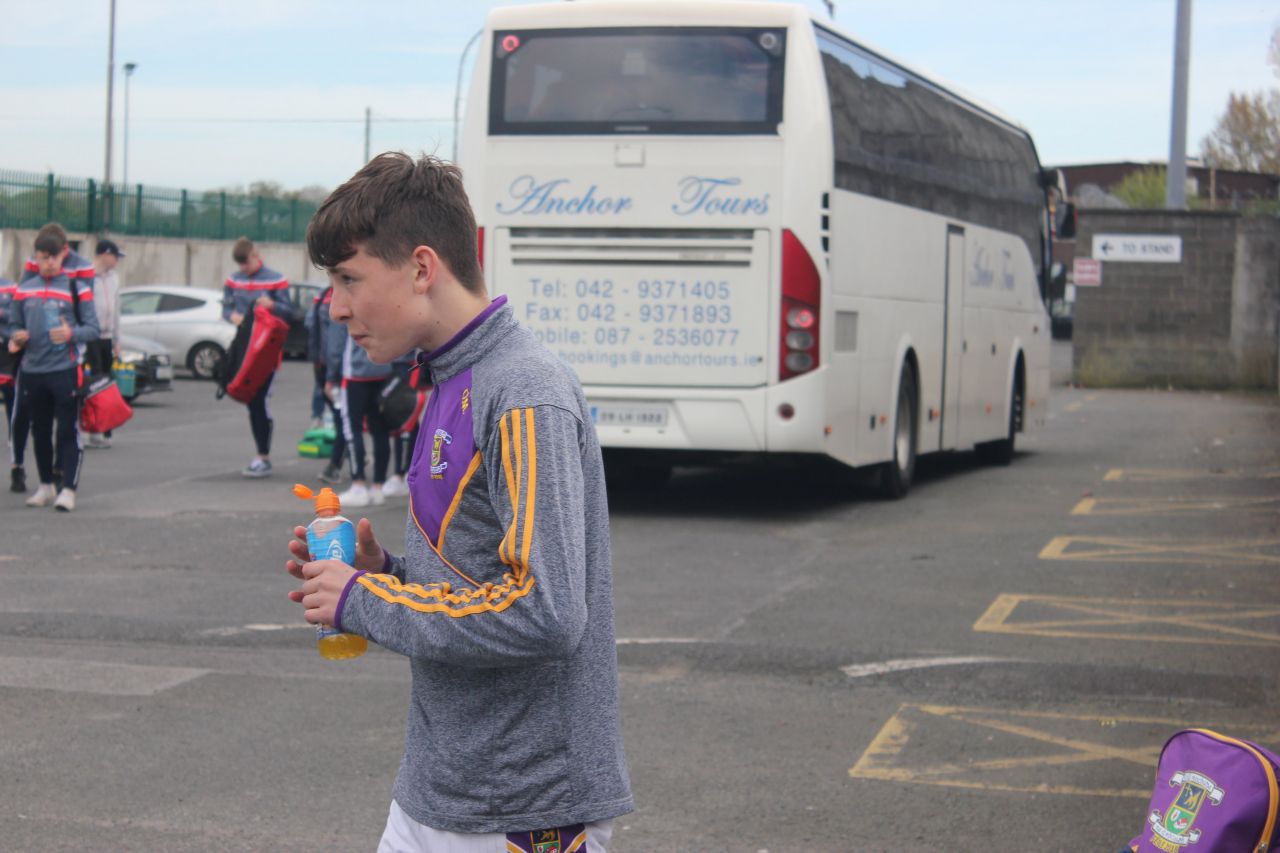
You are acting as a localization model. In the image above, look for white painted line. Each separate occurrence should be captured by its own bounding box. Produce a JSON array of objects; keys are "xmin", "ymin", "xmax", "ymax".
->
[
  {"xmin": 840, "ymin": 656, "xmax": 1019, "ymax": 679},
  {"xmin": 0, "ymin": 655, "xmax": 208, "ymax": 696},
  {"xmin": 615, "ymin": 637, "xmax": 703, "ymax": 646},
  {"xmin": 198, "ymin": 623, "xmax": 312, "ymax": 637}
]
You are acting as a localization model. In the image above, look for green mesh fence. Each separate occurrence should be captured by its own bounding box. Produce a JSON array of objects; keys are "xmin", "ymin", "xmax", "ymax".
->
[{"xmin": 0, "ymin": 169, "xmax": 318, "ymax": 242}]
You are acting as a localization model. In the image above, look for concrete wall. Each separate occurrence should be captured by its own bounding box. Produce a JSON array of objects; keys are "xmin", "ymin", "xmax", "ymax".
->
[
  {"xmin": 0, "ymin": 229, "xmax": 321, "ymax": 292},
  {"xmin": 1073, "ymin": 210, "xmax": 1280, "ymax": 389}
]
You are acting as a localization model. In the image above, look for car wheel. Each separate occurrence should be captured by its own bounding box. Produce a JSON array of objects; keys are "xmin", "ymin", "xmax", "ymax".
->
[
  {"xmin": 188, "ymin": 342, "xmax": 225, "ymax": 380},
  {"xmin": 877, "ymin": 365, "xmax": 918, "ymax": 500}
]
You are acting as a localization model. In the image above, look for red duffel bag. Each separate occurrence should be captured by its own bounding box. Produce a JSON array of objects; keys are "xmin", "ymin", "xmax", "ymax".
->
[
  {"xmin": 225, "ymin": 303, "xmax": 289, "ymax": 404},
  {"xmin": 80, "ymin": 374, "xmax": 133, "ymax": 433}
]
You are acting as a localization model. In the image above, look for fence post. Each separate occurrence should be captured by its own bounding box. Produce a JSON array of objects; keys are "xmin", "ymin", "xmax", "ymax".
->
[
  {"xmin": 290, "ymin": 197, "xmax": 298, "ymax": 241},
  {"xmin": 46, "ymin": 173, "xmax": 54, "ymax": 222},
  {"xmin": 256, "ymin": 195, "xmax": 264, "ymax": 239},
  {"xmin": 180, "ymin": 189, "xmax": 189, "ymax": 235},
  {"xmin": 219, "ymin": 192, "xmax": 227, "ymax": 239},
  {"xmin": 135, "ymin": 184, "xmax": 144, "ymax": 232},
  {"xmin": 87, "ymin": 179, "xmax": 97, "ymax": 233}
]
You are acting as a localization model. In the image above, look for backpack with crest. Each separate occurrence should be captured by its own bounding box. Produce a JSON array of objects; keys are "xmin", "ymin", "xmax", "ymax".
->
[{"xmin": 1125, "ymin": 728, "xmax": 1279, "ymax": 853}]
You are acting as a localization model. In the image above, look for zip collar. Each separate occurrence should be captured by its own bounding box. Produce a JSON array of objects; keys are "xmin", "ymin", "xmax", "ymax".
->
[{"xmin": 416, "ymin": 295, "xmax": 512, "ymax": 384}]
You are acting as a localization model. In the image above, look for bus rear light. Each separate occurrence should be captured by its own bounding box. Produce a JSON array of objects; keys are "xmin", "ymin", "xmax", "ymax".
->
[
  {"xmin": 785, "ymin": 330, "xmax": 814, "ymax": 350},
  {"xmin": 786, "ymin": 307, "xmax": 816, "ymax": 329},
  {"xmin": 476, "ymin": 226, "xmax": 485, "ymax": 270},
  {"xmin": 784, "ymin": 352, "xmax": 814, "ymax": 373},
  {"xmin": 780, "ymin": 229, "xmax": 820, "ymax": 381}
]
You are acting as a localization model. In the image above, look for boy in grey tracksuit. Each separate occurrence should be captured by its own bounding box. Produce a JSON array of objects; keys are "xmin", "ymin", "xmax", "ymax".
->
[
  {"xmin": 287, "ymin": 153, "xmax": 631, "ymax": 851},
  {"xmin": 325, "ymin": 312, "xmax": 392, "ymax": 507},
  {"xmin": 7, "ymin": 224, "xmax": 100, "ymax": 511}
]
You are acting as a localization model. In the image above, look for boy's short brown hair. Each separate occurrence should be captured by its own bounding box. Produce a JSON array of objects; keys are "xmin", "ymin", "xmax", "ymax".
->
[
  {"xmin": 34, "ymin": 222, "xmax": 69, "ymax": 256},
  {"xmin": 232, "ymin": 237, "xmax": 255, "ymax": 265},
  {"xmin": 306, "ymin": 152, "xmax": 483, "ymax": 293}
]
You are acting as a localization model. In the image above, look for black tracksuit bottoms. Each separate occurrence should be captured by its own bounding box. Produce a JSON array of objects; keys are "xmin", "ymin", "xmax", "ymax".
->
[{"xmin": 21, "ymin": 368, "xmax": 81, "ymax": 490}]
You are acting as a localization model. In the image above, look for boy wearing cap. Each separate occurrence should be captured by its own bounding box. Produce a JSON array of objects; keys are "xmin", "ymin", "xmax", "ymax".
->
[
  {"xmin": 87, "ymin": 239, "xmax": 125, "ymax": 448},
  {"xmin": 285, "ymin": 153, "xmax": 632, "ymax": 851}
]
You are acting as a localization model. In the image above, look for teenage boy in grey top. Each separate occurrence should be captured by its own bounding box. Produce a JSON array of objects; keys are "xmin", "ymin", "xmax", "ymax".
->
[
  {"xmin": 222, "ymin": 237, "xmax": 294, "ymax": 478},
  {"xmin": 285, "ymin": 153, "xmax": 632, "ymax": 852},
  {"xmin": 7, "ymin": 223, "xmax": 100, "ymax": 512}
]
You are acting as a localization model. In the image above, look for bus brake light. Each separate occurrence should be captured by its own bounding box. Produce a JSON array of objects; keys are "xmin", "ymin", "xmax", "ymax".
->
[
  {"xmin": 780, "ymin": 229, "xmax": 820, "ymax": 381},
  {"xmin": 477, "ymin": 226, "xmax": 485, "ymax": 271}
]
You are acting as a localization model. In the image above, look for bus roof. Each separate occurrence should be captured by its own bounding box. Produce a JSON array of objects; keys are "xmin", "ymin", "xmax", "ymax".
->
[{"xmin": 488, "ymin": 0, "xmax": 1033, "ymax": 142}]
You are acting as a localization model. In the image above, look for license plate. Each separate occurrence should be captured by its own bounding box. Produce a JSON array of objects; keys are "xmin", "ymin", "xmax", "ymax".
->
[
  {"xmin": 590, "ymin": 402, "xmax": 668, "ymax": 428},
  {"xmin": 154, "ymin": 365, "xmax": 174, "ymax": 381}
]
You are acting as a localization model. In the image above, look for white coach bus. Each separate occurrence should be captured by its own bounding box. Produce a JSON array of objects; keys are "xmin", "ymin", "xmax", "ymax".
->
[{"xmin": 459, "ymin": 0, "xmax": 1064, "ymax": 496}]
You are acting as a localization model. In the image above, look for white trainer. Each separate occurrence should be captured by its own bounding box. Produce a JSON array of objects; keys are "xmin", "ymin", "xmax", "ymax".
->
[
  {"xmin": 54, "ymin": 488, "xmax": 76, "ymax": 512},
  {"xmin": 339, "ymin": 483, "xmax": 371, "ymax": 508},
  {"xmin": 381, "ymin": 475, "xmax": 409, "ymax": 498},
  {"xmin": 370, "ymin": 486, "xmax": 386, "ymax": 506},
  {"xmin": 25, "ymin": 483, "xmax": 56, "ymax": 507}
]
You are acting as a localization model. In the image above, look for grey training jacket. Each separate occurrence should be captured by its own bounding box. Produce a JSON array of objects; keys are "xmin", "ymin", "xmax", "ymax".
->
[{"xmin": 335, "ymin": 298, "xmax": 633, "ymax": 833}]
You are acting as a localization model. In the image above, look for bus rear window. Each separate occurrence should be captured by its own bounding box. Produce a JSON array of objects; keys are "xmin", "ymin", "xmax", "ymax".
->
[{"xmin": 490, "ymin": 27, "xmax": 785, "ymax": 135}]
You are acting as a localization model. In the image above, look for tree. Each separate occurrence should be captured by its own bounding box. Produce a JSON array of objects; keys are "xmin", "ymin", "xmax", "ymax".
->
[
  {"xmin": 1111, "ymin": 168, "xmax": 1167, "ymax": 209},
  {"xmin": 1200, "ymin": 25, "xmax": 1280, "ymax": 175},
  {"xmin": 1200, "ymin": 91, "xmax": 1280, "ymax": 175}
]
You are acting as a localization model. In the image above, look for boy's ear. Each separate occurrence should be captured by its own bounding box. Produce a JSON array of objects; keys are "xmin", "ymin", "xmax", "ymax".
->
[{"xmin": 410, "ymin": 245, "xmax": 441, "ymax": 294}]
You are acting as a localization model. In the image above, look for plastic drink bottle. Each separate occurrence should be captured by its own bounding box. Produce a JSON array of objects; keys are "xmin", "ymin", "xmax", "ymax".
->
[
  {"xmin": 44, "ymin": 299, "xmax": 68, "ymax": 357},
  {"xmin": 293, "ymin": 484, "xmax": 368, "ymax": 660}
]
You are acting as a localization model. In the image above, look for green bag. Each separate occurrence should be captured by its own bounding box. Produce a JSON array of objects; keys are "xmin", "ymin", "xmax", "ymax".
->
[{"xmin": 297, "ymin": 426, "xmax": 336, "ymax": 458}]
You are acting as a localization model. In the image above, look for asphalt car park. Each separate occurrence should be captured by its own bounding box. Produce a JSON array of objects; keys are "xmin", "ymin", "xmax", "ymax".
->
[{"xmin": 1, "ymin": 361, "xmax": 1276, "ymax": 851}]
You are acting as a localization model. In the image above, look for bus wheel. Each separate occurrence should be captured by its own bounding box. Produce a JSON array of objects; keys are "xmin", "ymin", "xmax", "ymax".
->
[
  {"xmin": 877, "ymin": 367, "xmax": 918, "ymax": 500},
  {"xmin": 976, "ymin": 377, "xmax": 1020, "ymax": 466}
]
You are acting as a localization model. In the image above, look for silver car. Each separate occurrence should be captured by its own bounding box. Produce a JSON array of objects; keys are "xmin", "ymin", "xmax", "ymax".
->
[{"xmin": 119, "ymin": 285, "xmax": 235, "ymax": 380}]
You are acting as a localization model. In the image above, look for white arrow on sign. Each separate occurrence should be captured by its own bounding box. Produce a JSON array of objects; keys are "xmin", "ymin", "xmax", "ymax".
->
[{"xmin": 1092, "ymin": 234, "xmax": 1182, "ymax": 263}]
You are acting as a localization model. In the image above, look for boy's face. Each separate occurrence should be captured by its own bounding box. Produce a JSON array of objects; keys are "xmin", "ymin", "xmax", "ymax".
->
[
  {"xmin": 34, "ymin": 249, "xmax": 65, "ymax": 279},
  {"xmin": 327, "ymin": 245, "xmax": 422, "ymax": 363},
  {"xmin": 237, "ymin": 251, "xmax": 261, "ymax": 276}
]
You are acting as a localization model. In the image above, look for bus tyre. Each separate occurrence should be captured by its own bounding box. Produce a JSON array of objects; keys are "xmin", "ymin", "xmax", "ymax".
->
[
  {"xmin": 877, "ymin": 367, "xmax": 918, "ymax": 500},
  {"xmin": 976, "ymin": 380, "xmax": 1019, "ymax": 466}
]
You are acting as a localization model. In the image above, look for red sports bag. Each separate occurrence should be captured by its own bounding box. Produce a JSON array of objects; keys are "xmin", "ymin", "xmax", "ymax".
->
[
  {"xmin": 79, "ymin": 374, "xmax": 133, "ymax": 433},
  {"xmin": 226, "ymin": 304, "xmax": 289, "ymax": 404}
]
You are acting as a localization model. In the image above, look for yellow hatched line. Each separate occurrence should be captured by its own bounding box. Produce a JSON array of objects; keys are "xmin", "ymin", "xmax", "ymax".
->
[
  {"xmin": 1104, "ymin": 468, "xmax": 1280, "ymax": 483},
  {"xmin": 1037, "ymin": 536, "xmax": 1280, "ymax": 565},
  {"xmin": 1072, "ymin": 495, "xmax": 1280, "ymax": 516},
  {"xmin": 850, "ymin": 703, "xmax": 1280, "ymax": 799},
  {"xmin": 974, "ymin": 593, "xmax": 1280, "ymax": 647}
]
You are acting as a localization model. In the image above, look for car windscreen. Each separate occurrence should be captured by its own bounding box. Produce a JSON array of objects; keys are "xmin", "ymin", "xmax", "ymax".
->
[{"xmin": 490, "ymin": 27, "xmax": 785, "ymax": 135}]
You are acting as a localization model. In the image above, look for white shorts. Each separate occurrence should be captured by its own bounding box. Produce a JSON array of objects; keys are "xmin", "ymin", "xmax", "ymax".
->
[{"xmin": 377, "ymin": 800, "xmax": 615, "ymax": 853}]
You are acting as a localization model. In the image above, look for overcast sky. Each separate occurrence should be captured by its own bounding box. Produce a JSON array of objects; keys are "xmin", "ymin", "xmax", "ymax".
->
[{"xmin": 3, "ymin": 0, "xmax": 1276, "ymax": 193}]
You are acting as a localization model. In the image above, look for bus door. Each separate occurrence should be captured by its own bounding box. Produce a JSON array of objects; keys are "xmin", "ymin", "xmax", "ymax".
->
[{"xmin": 940, "ymin": 225, "xmax": 964, "ymax": 448}]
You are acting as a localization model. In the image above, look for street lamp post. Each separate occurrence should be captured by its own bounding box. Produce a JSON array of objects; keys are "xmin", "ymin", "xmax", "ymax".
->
[
  {"xmin": 452, "ymin": 29, "xmax": 483, "ymax": 163},
  {"xmin": 123, "ymin": 62, "xmax": 137, "ymax": 229},
  {"xmin": 103, "ymin": 0, "xmax": 117, "ymax": 231}
]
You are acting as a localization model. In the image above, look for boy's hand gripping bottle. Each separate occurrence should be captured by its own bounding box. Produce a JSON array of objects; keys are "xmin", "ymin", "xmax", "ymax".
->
[{"xmin": 293, "ymin": 484, "xmax": 368, "ymax": 660}]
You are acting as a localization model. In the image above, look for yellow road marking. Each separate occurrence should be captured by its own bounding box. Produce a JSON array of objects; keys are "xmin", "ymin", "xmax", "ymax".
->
[
  {"xmin": 1038, "ymin": 536, "xmax": 1280, "ymax": 565},
  {"xmin": 850, "ymin": 703, "xmax": 1280, "ymax": 798},
  {"xmin": 1071, "ymin": 495, "xmax": 1280, "ymax": 516},
  {"xmin": 1064, "ymin": 401, "xmax": 1083, "ymax": 412},
  {"xmin": 974, "ymin": 594, "xmax": 1280, "ymax": 647},
  {"xmin": 1071, "ymin": 497, "xmax": 1097, "ymax": 515},
  {"xmin": 1104, "ymin": 468, "xmax": 1280, "ymax": 483}
]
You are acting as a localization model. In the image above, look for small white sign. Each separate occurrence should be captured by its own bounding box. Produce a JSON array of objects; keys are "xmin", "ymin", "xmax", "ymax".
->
[
  {"xmin": 1073, "ymin": 257, "xmax": 1102, "ymax": 287},
  {"xmin": 1092, "ymin": 234, "xmax": 1183, "ymax": 263}
]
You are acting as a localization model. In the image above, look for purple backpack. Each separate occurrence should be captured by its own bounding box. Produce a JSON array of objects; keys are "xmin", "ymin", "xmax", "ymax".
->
[{"xmin": 1129, "ymin": 729, "xmax": 1280, "ymax": 853}]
